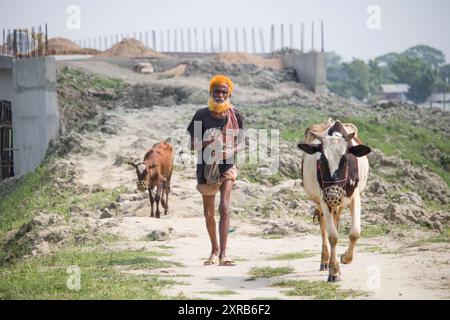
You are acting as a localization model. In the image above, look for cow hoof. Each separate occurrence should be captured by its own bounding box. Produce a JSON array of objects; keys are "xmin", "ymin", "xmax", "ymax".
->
[
  {"xmin": 327, "ymin": 274, "xmax": 340, "ymax": 282},
  {"xmin": 320, "ymin": 264, "xmax": 329, "ymax": 271},
  {"xmin": 340, "ymin": 254, "xmax": 353, "ymax": 265}
]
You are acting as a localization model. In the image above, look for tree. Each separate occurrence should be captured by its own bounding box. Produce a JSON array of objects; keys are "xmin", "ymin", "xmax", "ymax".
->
[
  {"xmin": 326, "ymin": 52, "xmax": 344, "ymax": 82},
  {"xmin": 343, "ymin": 59, "xmax": 370, "ymax": 100},
  {"xmin": 326, "ymin": 55, "xmax": 371, "ymax": 101},
  {"xmin": 435, "ymin": 64, "xmax": 450, "ymax": 92},
  {"xmin": 390, "ymin": 54, "xmax": 436, "ymax": 103},
  {"xmin": 404, "ymin": 45, "xmax": 446, "ymax": 71}
]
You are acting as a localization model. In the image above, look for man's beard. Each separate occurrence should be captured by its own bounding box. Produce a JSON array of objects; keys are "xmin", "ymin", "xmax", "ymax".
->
[{"xmin": 208, "ymin": 97, "xmax": 231, "ymax": 113}]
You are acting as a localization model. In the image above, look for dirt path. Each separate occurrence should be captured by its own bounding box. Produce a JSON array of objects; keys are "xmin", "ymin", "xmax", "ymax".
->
[{"xmin": 65, "ymin": 104, "xmax": 450, "ymax": 300}]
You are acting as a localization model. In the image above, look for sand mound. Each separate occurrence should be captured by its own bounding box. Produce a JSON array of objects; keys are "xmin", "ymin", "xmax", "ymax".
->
[
  {"xmin": 98, "ymin": 38, "xmax": 164, "ymax": 58},
  {"xmin": 215, "ymin": 52, "xmax": 283, "ymax": 69},
  {"xmin": 47, "ymin": 37, "xmax": 99, "ymax": 55}
]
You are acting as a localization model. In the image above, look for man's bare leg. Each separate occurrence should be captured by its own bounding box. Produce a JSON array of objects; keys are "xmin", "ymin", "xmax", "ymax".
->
[
  {"xmin": 218, "ymin": 180, "xmax": 235, "ymax": 265},
  {"xmin": 202, "ymin": 194, "xmax": 219, "ymax": 264}
]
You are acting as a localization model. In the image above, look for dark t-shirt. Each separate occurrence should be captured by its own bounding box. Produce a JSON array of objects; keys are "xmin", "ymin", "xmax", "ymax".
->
[{"xmin": 187, "ymin": 107, "xmax": 245, "ymax": 184}]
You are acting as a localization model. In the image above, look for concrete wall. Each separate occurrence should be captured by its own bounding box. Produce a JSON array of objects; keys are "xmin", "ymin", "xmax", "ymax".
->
[
  {"xmin": 12, "ymin": 56, "xmax": 59, "ymax": 177},
  {"xmin": 0, "ymin": 56, "xmax": 13, "ymax": 102},
  {"xmin": 283, "ymin": 52, "xmax": 327, "ymax": 95}
]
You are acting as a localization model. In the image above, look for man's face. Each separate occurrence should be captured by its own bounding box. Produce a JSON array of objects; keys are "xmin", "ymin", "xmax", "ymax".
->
[
  {"xmin": 212, "ymin": 84, "xmax": 230, "ymax": 104},
  {"xmin": 210, "ymin": 84, "xmax": 230, "ymax": 118}
]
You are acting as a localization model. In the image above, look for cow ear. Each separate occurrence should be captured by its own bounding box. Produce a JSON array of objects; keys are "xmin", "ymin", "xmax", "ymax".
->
[
  {"xmin": 298, "ymin": 143, "xmax": 321, "ymax": 154},
  {"xmin": 349, "ymin": 145, "xmax": 371, "ymax": 157},
  {"xmin": 127, "ymin": 161, "xmax": 137, "ymax": 168}
]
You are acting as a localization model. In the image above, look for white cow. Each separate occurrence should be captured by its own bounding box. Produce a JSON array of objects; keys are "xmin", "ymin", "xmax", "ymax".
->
[{"xmin": 298, "ymin": 120, "xmax": 371, "ymax": 282}]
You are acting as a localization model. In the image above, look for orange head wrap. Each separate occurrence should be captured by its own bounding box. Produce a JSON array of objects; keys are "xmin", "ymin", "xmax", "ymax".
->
[{"xmin": 209, "ymin": 75, "xmax": 233, "ymax": 95}]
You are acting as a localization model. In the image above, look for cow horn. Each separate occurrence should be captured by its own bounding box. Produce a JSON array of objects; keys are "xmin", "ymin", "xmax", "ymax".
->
[{"xmin": 311, "ymin": 131, "xmax": 325, "ymax": 142}]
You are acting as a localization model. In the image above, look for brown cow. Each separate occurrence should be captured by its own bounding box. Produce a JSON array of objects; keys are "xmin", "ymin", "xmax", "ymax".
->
[{"xmin": 128, "ymin": 141, "xmax": 174, "ymax": 218}]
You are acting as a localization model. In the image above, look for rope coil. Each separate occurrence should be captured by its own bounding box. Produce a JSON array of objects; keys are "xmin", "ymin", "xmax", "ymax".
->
[{"xmin": 204, "ymin": 129, "xmax": 224, "ymax": 185}]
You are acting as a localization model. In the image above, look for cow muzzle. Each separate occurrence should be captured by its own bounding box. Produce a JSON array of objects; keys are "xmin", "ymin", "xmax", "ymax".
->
[
  {"xmin": 137, "ymin": 180, "xmax": 149, "ymax": 192},
  {"xmin": 323, "ymin": 185, "xmax": 345, "ymax": 210}
]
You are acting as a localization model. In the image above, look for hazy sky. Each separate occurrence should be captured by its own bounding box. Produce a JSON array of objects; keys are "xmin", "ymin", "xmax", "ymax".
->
[{"xmin": 1, "ymin": 0, "xmax": 449, "ymax": 62}]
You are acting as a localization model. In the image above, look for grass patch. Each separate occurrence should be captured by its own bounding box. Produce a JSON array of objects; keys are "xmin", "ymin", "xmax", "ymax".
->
[
  {"xmin": 233, "ymin": 257, "xmax": 249, "ymax": 262},
  {"xmin": 419, "ymin": 226, "xmax": 450, "ymax": 244},
  {"xmin": 58, "ymin": 67, "xmax": 123, "ymax": 95},
  {"xmin": 360, "ymin": 246, "xmax": 400, "ymax": 254},
  {"xmin": 244, "ymin": 105, "xmax": 449, "ymax": 188},
  {"xmin": 0, "ymin": 164, "xmax": 71, "ymax": 238},
  {"xmin": 258, "ymin": 234, "xmax": 285, "ymax": 240},
  {"xmin": 238, "ymin": 163, "xmax": 287, "ymax": 185},
  {"xmin": 267, "ymin": 252, "xmax": 315, "ymax": 261},
  {"xmin": 342, "ymin": 115, "xmax": 450, "ymax": 187},
  {"xmin": 248, "ymin": 266, "xmax": 294, "ymax": 280},
  {"xmin": 157, "ymin": 245, "xmax": 176, "ymax": 249},
  {"xmin": 0, "ymin": 248, "xmax": 180, "ymax": 299},
  {"xmin": 361, "ymin": 224, "xmax": 392, "ymax": 238},
  {"xmin": 0, "ymin": 160, "xmax": 128, "ymax": 243},
  {"xmin": 272, "ymin": 279, "xmax": 367, "ymax": 300}
]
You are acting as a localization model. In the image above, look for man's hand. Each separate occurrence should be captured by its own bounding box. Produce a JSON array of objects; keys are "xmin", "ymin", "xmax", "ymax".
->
[
  {"xmin": 203, "ymin": 137, "xmax": 216, "ymax": 148},
  {"xmin": 190, "ymin": 137, "xmax": 216, "ymax": 151}
]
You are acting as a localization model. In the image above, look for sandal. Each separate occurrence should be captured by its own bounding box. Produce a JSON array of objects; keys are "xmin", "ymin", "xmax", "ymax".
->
[
  {"xmin": 203, "ymin": 255, "xmax": 218, "ymax": 266},
  {"xmin": 218, "ymin": 258, "xmax": 236, "ymax": 266}
]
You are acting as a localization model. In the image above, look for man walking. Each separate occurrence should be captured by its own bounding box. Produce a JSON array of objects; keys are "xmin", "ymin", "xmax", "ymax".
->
[{"xmin": 187, "ymin": 75, "xmax": 244, "ymax": 266}]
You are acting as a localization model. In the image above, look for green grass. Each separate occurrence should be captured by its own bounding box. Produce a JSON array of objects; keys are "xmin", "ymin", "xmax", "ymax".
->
[
  {"xmin": 196, "ymin": 290, "xmax": 237, "ymax": 296},
  {"xmin": 238, "ymin": 163, "xmax": 288, "ymax": 185},
  {"xmin": 419, "ymin": 226, "xmax": 450, "ymax": 244},
  {"xmin": 58, "ymin": 67, "xmax": 123, "ymax": 94},
  {"xmin": 0, "ymin": 248, "xmax": 180, "ymax": 299},
  {"xmin": 73, "ymin": 186, "xmax": 128, "ymax": 211},
  {"xmin": 342, "ymin": 115, "xmax": 450, "ymax": 188},
  {"xmin": 157, "ymin": 245, "xmax": 176, "ymax": 249},
  {"xmin": 267, "ymin": 252, "xmax": 315, "ymax": 261},
  {"xmin": 0, "ymin": 164, "xmax": 70, "ymax": 238},
  {"xmin": 244, "ymin": 105, "xmax": 449, "ymax": 189},
  {"xmin": 0, "ymin": 158, "xmax": 132, "ymax": 263},
  {"xmin": 0, "ymin": 162, "xmax": 127, "ymax": 239},
  {"xmin": 247, "ymin": 266, "xmax": 295, "ymax": 280},
  {"xmin": 359, "ymin": 246, "xmax": 400, "ymax": 254},
  {"xmin": 244, "ymin": 105, "xmax": 327, "ymax": 143},
  {"xmin": 258, "ymin": 234, "xmax": 285, "ymax": 240},
  {"xmin": 272, "ymin": 280, "xmax": 368, "ymax": 300},
  {"xmin": 361, "ymin": 223, "xmax": 393, "ymax": 238}
]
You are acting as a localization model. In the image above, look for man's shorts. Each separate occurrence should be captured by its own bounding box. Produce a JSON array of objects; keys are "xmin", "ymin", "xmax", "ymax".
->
[{"xmin": 196, "ymin": 165, "xmax": 238, "ymax": 196}]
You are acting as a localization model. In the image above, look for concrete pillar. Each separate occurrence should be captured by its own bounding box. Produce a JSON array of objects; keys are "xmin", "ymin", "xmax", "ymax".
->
[
  {"xmin": 251, "ymin": 28, "xmax": 256, "ymax": 53},
  {"xmin": 259, "ymin": 28, "xmax": 265, "ymax": 53},
  {"xmin": 283, "ymin": 52, "xmax": 327, "ymax": 94},
  {"xmin": 12, "ymin": 56, "xmax": 59, "ymax": 177},
  {"xmin": 234, "ymin": 28, "xmax": 239, "ymax": 52}
]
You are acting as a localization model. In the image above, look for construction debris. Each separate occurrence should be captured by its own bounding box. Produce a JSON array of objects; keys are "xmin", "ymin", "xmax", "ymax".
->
[{"xmin": 134, "ymin": 62, "xmax": 154, "ymax": 73}]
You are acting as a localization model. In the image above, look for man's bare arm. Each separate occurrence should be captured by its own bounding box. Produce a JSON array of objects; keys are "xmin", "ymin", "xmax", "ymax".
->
[{"xmin": 190, "ymin": 137, "xmax": 215, "ymax": 152}]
